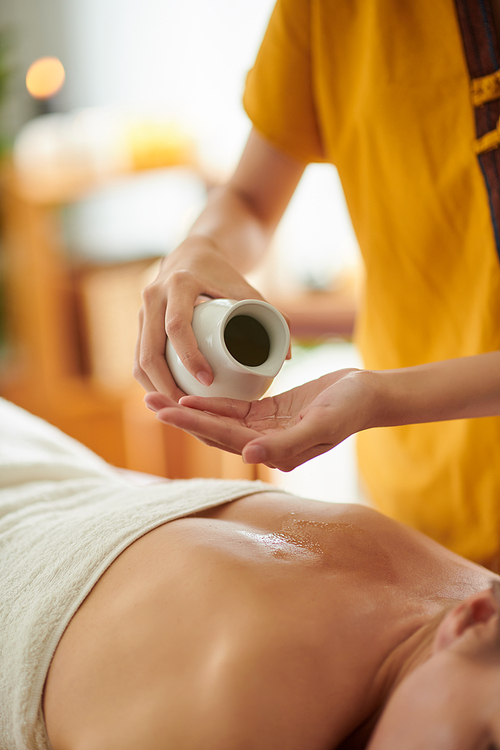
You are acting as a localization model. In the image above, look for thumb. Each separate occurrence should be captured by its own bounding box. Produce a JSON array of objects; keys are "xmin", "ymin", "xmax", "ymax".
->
[
  {"xmin": 242, "ymin": 442, "xmax": 268, "ymax": 465},
  {"xmin": 242, "ymin": 415, "xmax": 326, "ymax": 466}
]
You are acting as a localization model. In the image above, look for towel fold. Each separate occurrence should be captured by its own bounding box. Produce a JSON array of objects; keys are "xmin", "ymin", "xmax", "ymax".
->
[{"xmin": 0, "ymin": 398, "xmax": 275, "ymax": 750}]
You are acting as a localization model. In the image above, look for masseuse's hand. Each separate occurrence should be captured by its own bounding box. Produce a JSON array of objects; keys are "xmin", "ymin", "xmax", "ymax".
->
[
  {"xmin": 144, "ymin": 368, "xmax": 376, "ymax": 471},
  {"xmin": 134, "ymin": 128, "xmax": 305, "ymax": 400},
  {"xmin": 134, "ymin": 236, "xmax": 266, "ymax": 400}
]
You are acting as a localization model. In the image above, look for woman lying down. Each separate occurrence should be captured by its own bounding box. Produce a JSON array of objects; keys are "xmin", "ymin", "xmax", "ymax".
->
[{"xmin": 1, "ymin": 397, "xmax": 499, "ymax": 750}]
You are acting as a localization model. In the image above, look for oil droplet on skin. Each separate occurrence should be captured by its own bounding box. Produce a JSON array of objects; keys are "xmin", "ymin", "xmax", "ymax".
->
[
  {"xmin": 276, "ymin": 519, "xmax": 348, "ymax": 555},
  {"xmin": 238, "ymin": 518, "xmax": 396, "ymax": 578},
  {"xmin": 238, "ymin": 520, "xmax": 354, "ymax": 558},
  {"xmin": 238, "ymin": 529, "xmax": 305, "ymax": 560}
]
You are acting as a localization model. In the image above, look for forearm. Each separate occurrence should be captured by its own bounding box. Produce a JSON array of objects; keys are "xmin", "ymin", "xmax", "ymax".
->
[
  {"xmin": 186, "ymin": 182, "xmax": 274, "ymax": 275},
  {"xmin": 367, "ymin": 351, "xmax": 500, "ymax": 429},
  {"xmin": 182, "ymin": 127, "xmax": 305, "ymax": 275}
]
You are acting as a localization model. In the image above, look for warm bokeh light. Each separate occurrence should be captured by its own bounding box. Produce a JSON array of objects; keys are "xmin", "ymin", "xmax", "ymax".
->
[{"xmin": 26, "ymin": 57, "xmax": 65, "ymax": 100}]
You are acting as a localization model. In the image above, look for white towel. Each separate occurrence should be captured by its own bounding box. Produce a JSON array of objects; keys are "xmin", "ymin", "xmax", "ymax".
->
[{"xmin": 0, "ymin": 398, "xmax": 276, "ymax": 750}]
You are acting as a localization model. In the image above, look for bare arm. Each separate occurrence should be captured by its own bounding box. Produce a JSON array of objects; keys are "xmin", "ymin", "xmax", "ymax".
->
[
  {"xmin": 189, "ymin": 128, "xmax": 305, "ymax": 272},
  {"xmin": 368, "ymin": 350, "xmax": 500, "ymax": 428},
  {"xmin": 134, "ymin": 128, "xmax": 306, "ymax": 398}
]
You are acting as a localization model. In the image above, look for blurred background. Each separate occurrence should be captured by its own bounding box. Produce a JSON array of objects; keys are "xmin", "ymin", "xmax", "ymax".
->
[{"xmin": 0, "ymin": 0, "xmax": 363, "ymax": 502}]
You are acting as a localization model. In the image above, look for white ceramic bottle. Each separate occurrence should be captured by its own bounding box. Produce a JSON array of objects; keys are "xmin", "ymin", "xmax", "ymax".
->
[{"xmin": 166, "ymin": 298, "xmax": 290, "ymax": 399}]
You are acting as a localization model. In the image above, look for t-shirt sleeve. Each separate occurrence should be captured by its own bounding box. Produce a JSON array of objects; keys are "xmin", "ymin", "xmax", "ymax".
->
[{"xmin": 243, "ymin": 0, "xmax": 326, "ymax": 163}]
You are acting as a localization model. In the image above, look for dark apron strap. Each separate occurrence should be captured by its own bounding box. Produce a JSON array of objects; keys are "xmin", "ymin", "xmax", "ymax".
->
[{"xmin": 455, "ymin": 0, "xmax": 500, "ymax": 257}]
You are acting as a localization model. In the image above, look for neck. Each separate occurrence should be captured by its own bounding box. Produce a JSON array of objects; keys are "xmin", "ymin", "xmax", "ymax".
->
[
  {"xmin": 383, "ymin": 604, "xmax": 455, "ymax": 690},
  {"xmin": 339, "ymin": 602, "xmax": 460, "ymax": 750}
]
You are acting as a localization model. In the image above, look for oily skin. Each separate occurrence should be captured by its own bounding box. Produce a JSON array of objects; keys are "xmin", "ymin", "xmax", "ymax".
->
[{"xmin": 43, "ymin": 492, "xmax": 495, "ymax": 750}]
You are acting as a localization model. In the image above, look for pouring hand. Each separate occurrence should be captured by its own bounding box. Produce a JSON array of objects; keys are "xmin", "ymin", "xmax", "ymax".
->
[{"xmin": 134, "ymin": 237, "xmax": 266, "ymax": 400}]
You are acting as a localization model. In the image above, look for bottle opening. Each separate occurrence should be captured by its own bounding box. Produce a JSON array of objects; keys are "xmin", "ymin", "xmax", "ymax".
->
[{"xmin": 224, "ymin": 315, "xmax": 270, "ymax": 367}]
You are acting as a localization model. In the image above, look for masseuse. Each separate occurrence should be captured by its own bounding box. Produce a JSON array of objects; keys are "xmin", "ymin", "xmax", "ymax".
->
[{"xmin": 134, "ymin": 0, "xmax": 500, "ymax": 566}]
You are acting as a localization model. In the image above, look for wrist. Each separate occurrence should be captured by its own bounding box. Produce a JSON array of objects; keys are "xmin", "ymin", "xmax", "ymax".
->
[
  {"xmin": 359, "ymin": 367, "xmax": 435, "ymax": 430},
  {"xmin": 330, "ymin": 369, "xmax": 386, "ymax": 435},
  {"xmin": 176, "ymin": 233, "xmax": 223, "ymax": 262},
  {"xmin": 353, "ymin": 369, "xmax": 390, "ymax": 431},
  {"xmin": 163, "ymin": 234, "xmax": 229, "ymax": 277}
]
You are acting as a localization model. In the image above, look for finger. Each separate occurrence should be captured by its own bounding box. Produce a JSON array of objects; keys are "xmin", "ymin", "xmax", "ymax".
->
[
  {"xmin": 139, "ymin": 288, "xmax": 186, "ymax": 399},
  {"xmin": 145, "ymin": 394, "xmax": 237, "ymax": 451},
  {"xmin": 144, "ymin": 392, "xmax": 179, "ymax": 412},
  {"xmin": 242, "ymin": 412, "xmax": 335, "ymax": 467},
  {"xmin": 178, "ymin": 395, "xmax": 252, "ymax": 420},
  {"xmin": 274, "ymin": 307, "xmax": 292, "ymax": 360},
  {"xmin": 133, "ymin": 308, "xmax": 157, "ymax": 392},
  {"xmin": 155, "ymin": 404, "xmax": 259, "ymax": 453},
  {"xmin": 244, "ymin": 437, "xmax": 333, "ymax": 471},
  {"xmin": 165, "ymin": 272, "xmax": 214, "ymax": 386},
  {"xmin": 271, "ymin": 443, "xmax": 334, "ymax": 472}
]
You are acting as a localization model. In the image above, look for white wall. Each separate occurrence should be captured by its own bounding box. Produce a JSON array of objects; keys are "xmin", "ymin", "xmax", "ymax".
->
[
  {"xmin": 59, "ymin": 0, "xmax": 275, "ymax": 171},
  {"xmin": 56, "ymin": 0, "xmax": 359, "ymax": 281},
  {"xmin": 6, "ymin": 0, "xmax": 360, "ymax": 283}
]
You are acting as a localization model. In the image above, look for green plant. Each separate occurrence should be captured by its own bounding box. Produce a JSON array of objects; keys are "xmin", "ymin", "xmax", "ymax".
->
[{"xmin": 0, "ymin": 27, "xmax": 13, "ymax": 157}]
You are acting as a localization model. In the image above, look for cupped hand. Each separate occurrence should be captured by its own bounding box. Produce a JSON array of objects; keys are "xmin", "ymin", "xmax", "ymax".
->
[
  {"xmin": 133, "ymin": 236, "xmax": 267, "ymax": 400},
  {"xmin": 144, "ymin": 368, "xmax": 376, "ymax": 471}
]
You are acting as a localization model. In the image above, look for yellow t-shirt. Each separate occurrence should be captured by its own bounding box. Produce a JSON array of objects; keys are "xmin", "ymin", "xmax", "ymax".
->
[{"xmin": 243, "ymin": 0, "xmax": 500, "ymax": 561}]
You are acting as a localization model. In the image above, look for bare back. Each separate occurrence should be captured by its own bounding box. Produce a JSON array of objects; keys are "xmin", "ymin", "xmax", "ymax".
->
[{"xmin": 43, "ymin": 492, "xmax": 491, "ymax": 750}]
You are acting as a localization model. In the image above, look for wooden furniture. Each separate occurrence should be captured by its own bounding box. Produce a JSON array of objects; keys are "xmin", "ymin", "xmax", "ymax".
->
[
  {"xmin": 0, "ymin": 165, "xmax": 136, "ymax": 467},
  {"xmin": 0, "ymin": 161, "xmax": 261, "ymax": 479},
  {"xmin": 0, "ymin": 159, "xmax": 356, "ymax": 481}
]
